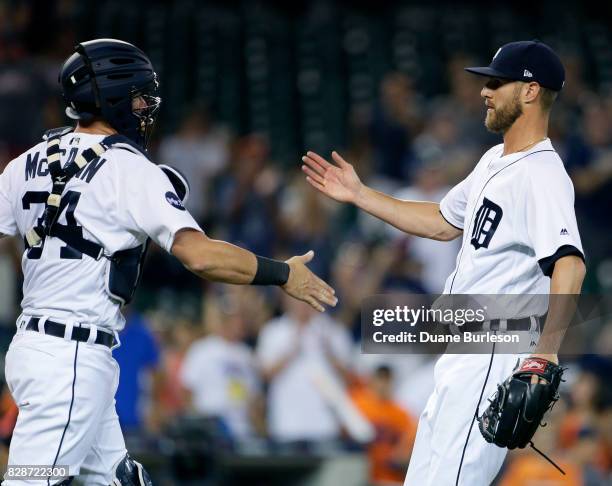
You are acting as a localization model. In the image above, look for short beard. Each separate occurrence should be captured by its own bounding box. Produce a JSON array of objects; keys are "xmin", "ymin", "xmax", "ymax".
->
[{"xmin": 485, "ymin": 87, "xmax": 523, "ymax": 134}]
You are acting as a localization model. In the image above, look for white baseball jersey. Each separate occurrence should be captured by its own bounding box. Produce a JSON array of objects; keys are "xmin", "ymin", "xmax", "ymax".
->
[
  {"xmin": 439, "ymin": 138, "xmax": 584, "ymax": 295},
  {"xmin": 0, "ymin": 131, "xmax": 202, "ymax": 330}
]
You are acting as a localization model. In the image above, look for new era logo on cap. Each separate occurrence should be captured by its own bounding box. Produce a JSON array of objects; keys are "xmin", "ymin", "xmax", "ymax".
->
[{"xmin": 465, "ymin": 40, "xmax": 565, "ymax": 91}]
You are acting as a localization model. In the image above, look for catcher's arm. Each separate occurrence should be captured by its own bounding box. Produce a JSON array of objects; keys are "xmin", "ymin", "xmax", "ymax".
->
[
  {"xmin": 171, "ymin": 229, "xmax": 337, "ymax": 312},
  {"xmin": 530, "ymin": 254, "xmax": 586, "ymax": 377}
]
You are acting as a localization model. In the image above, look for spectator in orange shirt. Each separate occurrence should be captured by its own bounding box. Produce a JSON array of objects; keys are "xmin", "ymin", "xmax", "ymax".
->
[
  {"xmin": 157, "ymin": 318, "xmax": 198, "ymax": 419},
  {"xmin": 499, "ymin": 430, "xmax": 609, "ymax": 486},
  {"xmin": 559, "ymin": 358, "xmax": 612, "ymax": 473},
  {"xmin": 498, "ymin": 397, "xmax": 609, "ymax": 486},
  {"xmin": 498, "ymin": 454, "xmax": 582, "ymax": 486},
  {"xmin": 0, "ymin": 383, "xmax": 18, "ymax": 467},
  {"xmin": 351, "ymin": 365, "xmax": 417, "ymax": 485},
  {"xmin": 498, "ymin": 410, "xmax": 582, "ymax": 486}
]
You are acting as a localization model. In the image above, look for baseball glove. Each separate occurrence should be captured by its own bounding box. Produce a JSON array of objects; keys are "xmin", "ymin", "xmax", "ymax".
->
[{"xmin": 478, "ymin": 357, "xmax": 564, "ymax": 450}]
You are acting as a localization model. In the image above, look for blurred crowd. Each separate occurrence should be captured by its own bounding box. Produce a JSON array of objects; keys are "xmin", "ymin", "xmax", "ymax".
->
[{"xmin": 1, "ymin": 1, "xmax": 612, "ymax": 485}]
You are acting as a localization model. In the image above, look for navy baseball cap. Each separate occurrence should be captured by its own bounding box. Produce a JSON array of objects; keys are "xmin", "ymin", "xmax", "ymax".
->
[{"xmin": 465, "ymin": 40, "xmax": 565, "ymax": 91}]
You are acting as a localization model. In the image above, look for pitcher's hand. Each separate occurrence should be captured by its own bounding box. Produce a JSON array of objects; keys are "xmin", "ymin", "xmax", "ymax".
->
[{"xmin": 302, "ymin": 151, "xmax": 363, "ymax": 204}]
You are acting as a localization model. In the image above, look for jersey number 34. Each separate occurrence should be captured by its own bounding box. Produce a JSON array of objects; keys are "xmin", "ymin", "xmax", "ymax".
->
[{"xmin": 22, "ymin": 190, "xmax": 84, "ymax": 260}]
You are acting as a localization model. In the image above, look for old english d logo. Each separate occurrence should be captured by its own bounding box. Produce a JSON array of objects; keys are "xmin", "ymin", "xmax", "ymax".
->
[{"xmin": 471, "ymin": 198, "xmax": 503, "ymax": 250}]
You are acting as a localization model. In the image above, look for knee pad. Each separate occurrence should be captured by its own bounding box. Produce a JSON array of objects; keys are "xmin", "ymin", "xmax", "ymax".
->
[{"xmin": 110, "ymin": 454, "xmax": 152, "ymax": 486}]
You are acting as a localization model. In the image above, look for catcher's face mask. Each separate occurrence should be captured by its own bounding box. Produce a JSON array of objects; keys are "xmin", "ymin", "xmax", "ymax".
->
[{"xmin": 131, "ymin": 77, "xmax": 161, "ymax": 150}]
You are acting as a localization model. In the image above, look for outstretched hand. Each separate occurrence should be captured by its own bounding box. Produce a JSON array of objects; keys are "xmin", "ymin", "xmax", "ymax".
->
[
  {"xmin": 301, "ymin": 151, "xmax": 363, "ymax": 204},
  {"xmin": 282, "ymin": 250, "xmax": 337, "ymax": 312}
]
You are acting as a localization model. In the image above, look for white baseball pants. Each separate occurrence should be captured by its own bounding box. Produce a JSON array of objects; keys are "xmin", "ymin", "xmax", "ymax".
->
[
  {"xmin": 403, "ymin": 352, "xmax": 521, "ymax": 486},
  {"xmin": 3, "ymin": 321, "xmax": 126, "ymax": 486}
]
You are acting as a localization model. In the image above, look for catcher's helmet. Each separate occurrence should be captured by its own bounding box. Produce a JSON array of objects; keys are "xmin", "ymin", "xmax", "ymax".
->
[{"xmin": 59, "ymin": 38, "xmax": 161, "ymax": 149}]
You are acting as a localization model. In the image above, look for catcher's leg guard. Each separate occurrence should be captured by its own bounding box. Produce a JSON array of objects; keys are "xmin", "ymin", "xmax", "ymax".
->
[{"xmin": 110, "ymin": 454, "xmax": 152, "ymax": 486}]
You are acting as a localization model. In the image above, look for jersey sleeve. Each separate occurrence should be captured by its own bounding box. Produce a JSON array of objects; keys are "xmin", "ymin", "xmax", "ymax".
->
[
  {"xmin": 525, "ymin": 159, "xmax": 584, "ymax": 277},
  {"xmin": 0, "ymin": 163, "xmax": 17, "ymax": 236},
  {"xmin": 117, "ymin": 154, "xmax": 203, "ymax": 252},
  {"xmin": 439, "ymin": 170, "xmax": 475, "ymax": 230}
]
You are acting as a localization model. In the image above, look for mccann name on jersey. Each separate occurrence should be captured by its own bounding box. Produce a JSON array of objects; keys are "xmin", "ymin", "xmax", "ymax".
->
[{"xmin": 24, "ymin": 150, "xmax": 107, "ymax": 184}]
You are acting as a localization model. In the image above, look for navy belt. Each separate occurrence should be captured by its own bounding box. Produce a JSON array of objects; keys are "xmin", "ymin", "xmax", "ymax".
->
[
  {"xmin": 455, "ymin": 316, "xmax": 539, "ymax": 333},
  {"xmin": 26, "ymin": 317, "xmax": 115, "ymax": 348}
]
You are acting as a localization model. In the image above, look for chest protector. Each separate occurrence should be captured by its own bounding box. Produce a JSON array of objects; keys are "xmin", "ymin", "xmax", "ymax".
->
[{"xmin": 26, "ymin": 126, "xmax": 190, "ymax": 306}]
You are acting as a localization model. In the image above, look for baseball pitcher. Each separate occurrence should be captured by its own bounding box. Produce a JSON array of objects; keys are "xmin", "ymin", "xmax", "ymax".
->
[{"xmin": 302, "ymin": 40, "xmax": 585, "ymax": 485}]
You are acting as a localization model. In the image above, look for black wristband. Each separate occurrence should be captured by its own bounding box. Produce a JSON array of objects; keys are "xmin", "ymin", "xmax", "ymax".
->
[{"xmin": 252, "ymin": 255, "xmax": 290, "ymax": 286}]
